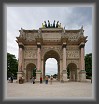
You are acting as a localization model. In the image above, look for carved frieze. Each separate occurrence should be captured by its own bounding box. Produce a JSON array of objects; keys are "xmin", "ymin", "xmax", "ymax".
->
[
  {"xmin": 66, "ymin": 33, "xmax": 81, "ymax": 41},
  {"xmin": 66, "ymin": 46, "xmax": 79, "ymax": 50},
  {"xmin": 66, "ymin": 50, "xmax": 79, "ymax": 59},
  {"xmin": 24, "ymin": 59, "xmax": 37, "ymax": 68},
  {"xmin": 67, "ymin": 59, "xmax": 79, "ymax": 68},
  {"xmin": 26, "ymin": 33, "xmax": 36, "ymax": 41},
  {"xmin": 24, "ymin": 47, "xmax": 37, "ymax": 59},
  {"xmin": 41, "ymin": 46, "xmax": 62, "ymax": 59}
]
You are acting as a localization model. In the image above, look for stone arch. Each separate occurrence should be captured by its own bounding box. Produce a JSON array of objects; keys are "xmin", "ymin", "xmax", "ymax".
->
[
  {"xmin": 42, "ymin": 48, "xmax": 62, "ymax": 60},
  {"xmin": 24, "ymin": 60, "xmax": 37, "ymax": 68},
  {"xmin": 67, "ymin": 60, "xmax": 79, "ymax": 69},
  {"xmin": 43, "ymin": 50, "xmax": 60, "ymax": 80},
  {"xmin": 67, "ymin": 63, "xmax": 77, "ymax": 81},
  {"xmin": 26, "ymin": 63, "xmax": 36, "ymax": 82}
]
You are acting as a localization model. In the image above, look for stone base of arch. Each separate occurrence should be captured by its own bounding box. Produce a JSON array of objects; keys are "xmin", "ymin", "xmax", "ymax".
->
[
  {"xmin": 79, "ymin": 70, "xmax": 86, "ymax": 82},
  {"xmin": 61, "ymin": 70, "xmax": 68, "ymax": 82},
  {"xmin": 35, "ymin": 71, "xmax": 42, "ymax": 82},
  {"xmin": 17, "ymin": 71, "xmax": 24, "ymax": 82}
]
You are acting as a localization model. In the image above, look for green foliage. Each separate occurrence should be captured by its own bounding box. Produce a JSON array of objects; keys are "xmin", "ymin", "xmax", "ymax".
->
[
  {"xmin": 7, "ymin": 53, "xmax": 18, "ymax": 79},
  {"xmin": 53, "ymin": 74, "xmax": 57, "ymax": 78},
  {"xmin": 32, "ymin": 67, "xmax": 36, "ymax": 77},
  {"xmin": 85, "ymin": 53, "xmax": 92, "ymax": 78}
]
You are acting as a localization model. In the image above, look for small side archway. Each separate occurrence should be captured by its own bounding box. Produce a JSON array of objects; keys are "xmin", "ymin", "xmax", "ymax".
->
[
  {"xmin": 67, "ymin": 63, "xmax": 77, "ymax": 81},
  {"xmin": 26, "ymin": 63, "xmax": 36, "ymax": 82}
]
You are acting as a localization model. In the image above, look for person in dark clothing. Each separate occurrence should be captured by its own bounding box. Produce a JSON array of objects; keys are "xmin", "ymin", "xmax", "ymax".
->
[
  {"xmin": 40, "ymin": 77, "xmax": 42, "ymax": 84},
  {"xmin": 45, "ymin": 76, "xmax": 48, "ymax": 84},
  {"xmin": 10, "ymin": 76, "xmax": 13, "ymax": 83},
  {"xmin": 32, "ymin": 77, "xmax": 35, "ymax": 84}
]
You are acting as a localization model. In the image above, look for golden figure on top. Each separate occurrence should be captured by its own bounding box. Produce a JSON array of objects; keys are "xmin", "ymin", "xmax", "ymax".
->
[
  {"xmin": 42, "ymin": 23, "xmax": 45, "ymax": 28},
  {"xmin": 58, "ymin": 23, "xmax": 61, "ymax": 28}
]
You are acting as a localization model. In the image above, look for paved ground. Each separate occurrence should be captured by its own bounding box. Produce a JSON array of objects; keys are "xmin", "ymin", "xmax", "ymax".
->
[{"xmin": 6, "ymin": 79, "xmax": 93, "ymax": 101}]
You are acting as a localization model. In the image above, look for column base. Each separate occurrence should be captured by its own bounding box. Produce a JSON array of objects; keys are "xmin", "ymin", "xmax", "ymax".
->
[
  {"xmin": 62, "ymin": 70, "xmax": 68, "ymax": 82},
  {"xmin": 35, "ymin": 71, "xmax": 42, "ymax": 82},
  {"xmin": 79, "ymin": 70, "xmax": 86, "ymax": 82},
  {"xmin": 17, "ymin": 71, "xmax": 24, "ymax": 82}
]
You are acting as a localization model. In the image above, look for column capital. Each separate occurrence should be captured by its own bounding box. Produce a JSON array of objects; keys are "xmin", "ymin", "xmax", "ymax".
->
[
  {"xmin": 62, "ymin": 43, "xmax": 67, "ymax": 48},
  {"xmin": 19, "ymin": 43, "xmax": 24, "ymax": 49},
  {"xmin": 37, "ymin": 42, "xmax": 41, "ymax": 48},
  {"xmin": 80, "ymin": 44, "xmax": 85, "ymax": 48},
  {"xmin": 79, "ymin": 43, "xmax": 85, "ymax": 48},
  {"xmin": 19, "ymin": 45, "xmax": 24, "ymax": 49}
]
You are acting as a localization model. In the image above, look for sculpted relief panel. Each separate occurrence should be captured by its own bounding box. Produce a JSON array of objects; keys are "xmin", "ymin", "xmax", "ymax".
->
[
  {"xmin": 42, "ymin": 33, "xmax": 61, "ymax": 40},
  {"xmin": 66, "ymin": 46, "xmax": 80, "ymax": 59},
  {"xmin": 66, "ymin": 50, "xmax": 79, "ymax": 59},
  {"xmin": 41, "ymin": 46, "xmax": 62, "ymax": 59},
  {"xmin": 24, "ymin": 47, "xmax": 37, "ymax": 59},
  {"xmin": 26, "ymin": 33, "xmax": 36, "ymax": 41},
  {"xmin": 67, "ymin": 59, "xmax": 79, "ymax": 68},
  {"xmin": 24, "ymin": 59, "xmax": 37, "ymax": 68},
  {"xmin": 66, "ymin": 33, "xmax": 81, "ymax": 41}
]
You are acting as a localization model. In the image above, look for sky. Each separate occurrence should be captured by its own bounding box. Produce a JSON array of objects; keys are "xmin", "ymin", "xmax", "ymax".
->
[{"xmin": 6, "ymin": 4, "xmax": 93, "ymax": 75}]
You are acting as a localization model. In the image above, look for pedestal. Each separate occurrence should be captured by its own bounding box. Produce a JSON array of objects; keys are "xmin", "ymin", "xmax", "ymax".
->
[
  {"xmin": 62, "ymin": 70, "xmax": 68, "ymax": 82},
  {"xmin": 17, "ymin": 71, "xmax": 23, "ymax": 82},
  {"xmin": 35, "ymin": 71, "xmax": 42, "ymax": 82},
  {"xmin": 79, "ymin": 70, "xmax": 86, "ymax": 82}
]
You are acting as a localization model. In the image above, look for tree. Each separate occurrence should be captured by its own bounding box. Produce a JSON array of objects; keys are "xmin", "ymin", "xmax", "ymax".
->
[
  {"xmin": 53, "ymin": 74, "xmax": 57, "ymax": 78},
  {"xmin": 7, "ymin": 53, "xmax": 18, "ymax": 79},
  {"xmin": 85, "ymin": 53, "xmax": 92, "ymax": 78}
]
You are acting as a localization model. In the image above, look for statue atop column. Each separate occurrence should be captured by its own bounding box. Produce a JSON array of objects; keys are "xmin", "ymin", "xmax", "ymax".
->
[
  {"xmin": 50, "ymin": 24, "xmax": 53, "ymax": 28},
  {"xmin": 58, "ymin": 23, "xmax": 61, "ymax": 28},
  {"xmin": 20, "ymin": 28, "xmax": 25, "ymax": 38},
  {"xmin": 80, "ymin": 25, "xmax": 84, "ymax": 35},
  {"xmin": 42, "ymin": 20, "xmax": 62, "ymax": 28},
  {"xmin": 56, "ymin": 21, "xmax": 58, "ymax": 28},
  {"xmin": 48, "ymin": 20, "xmax": 50, "ymax": 28},
  {"xmin": 53, "ymin": 20, "xmax": 55, "ymax": 28},
  {"xmin": 44, "ymin": 21, "xmax": 47, "ymax": 28},
  {"xmin": 42, "ymin": 23, "xmax": 45, "ymax": 28}
]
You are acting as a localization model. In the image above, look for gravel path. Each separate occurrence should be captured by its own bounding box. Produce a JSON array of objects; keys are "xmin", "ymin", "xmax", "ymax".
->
[{"xmin": 6, "ymin": 80, "xmax": 93, "ymax": 101}]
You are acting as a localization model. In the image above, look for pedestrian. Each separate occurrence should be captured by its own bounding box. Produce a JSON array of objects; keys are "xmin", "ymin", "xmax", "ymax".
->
[
  {"xmin": 10, "ymin": 76, "xmax": 13, "ymax": 83},
  {"xmin": 45, "ymin": 76, "xmax": 48, "ymax": 84},
  {"xmin": 32, "ymin": 76, "xmax": 35, "ymax": 84},
  {"xmin": 50, "ymin": 75, "xmax": 53, "ymax": 84},
  {"xmin": 8, "ymin": 77, "xmax": 11, "ymax": 83},
  {"xmin": 40, "ymin": 76, "xmax": 42, "ymax": 84}
]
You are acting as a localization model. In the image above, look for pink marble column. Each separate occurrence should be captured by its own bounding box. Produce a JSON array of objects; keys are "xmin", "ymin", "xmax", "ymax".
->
[
  {"xmin": 37, "ymin": 43, "xmax": 41, "ymax": 70},
  {"xmin": 63, "ymin": 43, "xmax": 67, "ymax": 70},
  {"xmin": 18, "ymin": 45, "xmax": 23, "ymax": 72},
  {"xmin": 80, "ymin": 44, "xmax": 85, "ymax": 70}
]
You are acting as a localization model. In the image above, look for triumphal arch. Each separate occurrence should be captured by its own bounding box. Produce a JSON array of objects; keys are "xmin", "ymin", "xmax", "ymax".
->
[{"xmin": 16, "ymin": 21, "xmax": 88, "ymax": 82}]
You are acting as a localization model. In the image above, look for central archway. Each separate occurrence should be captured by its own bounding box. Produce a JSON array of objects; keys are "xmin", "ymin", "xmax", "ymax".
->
[
  {"xmin": 45, "ymin": 58, "xmax": 58, "ymax": 77},
  {"xmin": 43, "ymin": 50, "xmax": 60, "ymax": 81}
]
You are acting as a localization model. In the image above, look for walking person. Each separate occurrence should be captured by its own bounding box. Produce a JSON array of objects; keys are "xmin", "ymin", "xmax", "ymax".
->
[
  {"xmin": 50, "ymin": 75, "xmax": 53, "ymax": 84},
  {"xmin": 10, "ymin": 76, "xmax": 13, "ymax": 83},
  {"xmin": 40, "ymin": 76, "xmax": 42, "ymax": 84},
  {"xmin": 45, "ymin": 75, "xmax": 48, "ymax": 84},
  {"xmin": 32, "ymin": 76, "xmax": 35, "ymax": 84}
]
